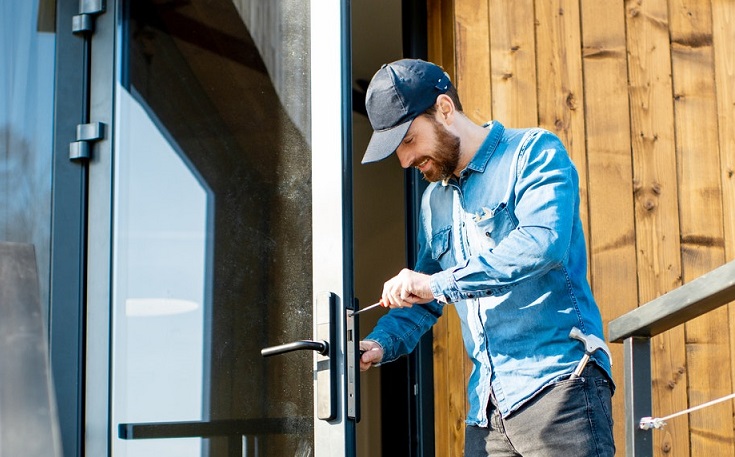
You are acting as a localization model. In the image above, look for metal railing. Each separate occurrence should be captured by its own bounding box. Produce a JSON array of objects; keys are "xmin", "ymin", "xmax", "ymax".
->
[{"xmin": 608, "ymin": 260, "xmax": 735, "ymax": 456}]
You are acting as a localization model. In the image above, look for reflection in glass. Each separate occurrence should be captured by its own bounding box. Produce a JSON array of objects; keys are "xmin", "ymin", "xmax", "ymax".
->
[
  {"xmin": 112, "ymin": 89, "xmax": 208, "ymax": 456},
  {"xmin": 0, "ymin": 1, "xmax": 55, "ymax": 311},
  {"xmin": 112, "ymin": 1, "xmax": 313, "ymax": 455}
]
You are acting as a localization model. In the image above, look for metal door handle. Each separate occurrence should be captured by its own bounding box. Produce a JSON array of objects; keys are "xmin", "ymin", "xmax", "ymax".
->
[
  {"xmin": 259, "ymin": 292, "xmax": 337, "ymax": 420},
  {"xmin": 261, "ymin": 340, "xmax": 329, "ymax": 357}
]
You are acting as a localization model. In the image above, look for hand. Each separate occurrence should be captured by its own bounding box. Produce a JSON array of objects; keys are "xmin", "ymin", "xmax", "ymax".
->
[
  {"xmin": 381, "ymin": 268, "xmax": 433, "ymax": 309},
  {"xmin": 359, "ymin": 340, "xmax": 383, "ymax": 371}
]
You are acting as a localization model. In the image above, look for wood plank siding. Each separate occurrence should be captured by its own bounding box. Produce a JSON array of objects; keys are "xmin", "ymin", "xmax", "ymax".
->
[{"xmin": 425, "ymin": 0, "xmax": 735, "ymax": 455}]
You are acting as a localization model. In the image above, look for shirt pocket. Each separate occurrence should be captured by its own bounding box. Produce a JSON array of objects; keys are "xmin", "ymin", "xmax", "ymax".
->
[
  {"xmin": 471, "ymin": 202, "xmax": 517, "ymax": 249},
  {"xmin": 430, "ymin": 226, "xmax": 452, "ymax": 266}
]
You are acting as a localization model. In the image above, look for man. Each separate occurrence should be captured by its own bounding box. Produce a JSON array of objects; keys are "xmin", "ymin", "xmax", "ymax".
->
[{"xmin": 358, "ymin": 59, "xmax": 615, "ymax": 457}]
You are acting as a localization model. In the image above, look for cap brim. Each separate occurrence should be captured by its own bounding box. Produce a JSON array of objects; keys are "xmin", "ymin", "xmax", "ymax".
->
[{"xmin": 361, "ymin": 119, "xmax": 413, "ymax": 164}]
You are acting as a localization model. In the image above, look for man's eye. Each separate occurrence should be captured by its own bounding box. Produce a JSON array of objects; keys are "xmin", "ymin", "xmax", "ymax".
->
[{"xmin": 404, "ymin": 137, "xmax": 413, "ymax": 144}]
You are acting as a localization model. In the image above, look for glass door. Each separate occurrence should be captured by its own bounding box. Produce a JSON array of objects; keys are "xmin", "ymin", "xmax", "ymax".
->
[{"xmin": 94, "ymin": 0, "xmax": 355, "ymax": 455}]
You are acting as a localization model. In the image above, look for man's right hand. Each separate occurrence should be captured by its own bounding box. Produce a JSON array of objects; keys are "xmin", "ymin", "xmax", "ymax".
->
[{"xmin": 381, "ymin": 268, "xmax": 433, "ymax": 309}]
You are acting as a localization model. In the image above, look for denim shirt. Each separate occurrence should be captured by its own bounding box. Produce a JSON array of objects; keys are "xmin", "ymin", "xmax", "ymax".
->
[{"xmin": 365, "ymin": 121, "xmax": 612, "ymax": 426}]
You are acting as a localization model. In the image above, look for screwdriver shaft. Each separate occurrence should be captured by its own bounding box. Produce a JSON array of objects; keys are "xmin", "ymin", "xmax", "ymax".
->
[{"xmin": 349, "ymin": 302, "xmax": 382, "ymax": 316}]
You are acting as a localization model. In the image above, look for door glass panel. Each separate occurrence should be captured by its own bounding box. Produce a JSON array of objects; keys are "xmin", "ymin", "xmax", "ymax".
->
[
  {"xmin": 0, "ymin": 0, "xmax": 55, "ymax": 312},
  {"xmin": 111, "ymin": 1, "xmax": 313, "ymax": 456}
]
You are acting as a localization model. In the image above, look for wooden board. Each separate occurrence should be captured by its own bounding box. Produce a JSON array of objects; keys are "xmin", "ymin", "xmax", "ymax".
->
[
  {"xmin": 624, "ymin": 0, "xmax": 689, "ymax": 453},
  {"xmin": 534, "ymin": 0, "xmax": 591, "ymax": 243},
  {"xmin": 432, "ymin": 306, "xmax": 466, "ymax": 457},
  {"xmin": 489, "ymin": 0, "xmax": 538, "ymax": 128},
  {"xmin": 669, "ymin": 0, "xmax": 734, "ymax": 454},
  {"xmin": 713, "ymin": 4, "xmax": 735, "ymax": 456},
  {"xmin": 454, "ymin": 0, "xmax": 491, "ymax": 123},
  {"xmin": 579, "ymin": 0, "xmax": 637, "ymax": 450},
  {"xmin": 432, "ymin": 308, "xmax": 451, "ymax": 456}
]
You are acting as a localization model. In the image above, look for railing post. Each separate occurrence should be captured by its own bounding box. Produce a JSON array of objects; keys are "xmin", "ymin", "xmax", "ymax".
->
[
  {"xmin": 610, "ymin": 262, "xmax": 735, "ymax": 457},
  {"xmin": 624, "ymin": 337, "xmax": 653, "ymax": 457}
]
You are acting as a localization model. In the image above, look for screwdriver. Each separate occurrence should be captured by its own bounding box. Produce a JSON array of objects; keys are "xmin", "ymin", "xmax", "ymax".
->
[{"xmin": 349, "ymin": 301, "xmax": 385, "ymax": 317}]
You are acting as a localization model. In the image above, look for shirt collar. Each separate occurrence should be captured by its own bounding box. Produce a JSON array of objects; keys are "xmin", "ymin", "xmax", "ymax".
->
[
  {"xmin": 465, "ymin": 121, "xmax": 505, "ymax": 174},
  {"xmin": 441, "ymin": 121, "xmax": 506, "ymax": 186}
]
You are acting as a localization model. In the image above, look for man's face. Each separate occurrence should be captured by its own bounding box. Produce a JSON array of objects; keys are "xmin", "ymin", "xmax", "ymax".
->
[{"xmin": 395, "ymin": 114, "xmax": 460, "ymax": 182}]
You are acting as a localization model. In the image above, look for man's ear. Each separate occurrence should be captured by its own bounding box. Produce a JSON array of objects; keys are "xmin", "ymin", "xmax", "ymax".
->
[{"xmin": 435, "ymin": 94, "xmax": 455, "ymax": 124}]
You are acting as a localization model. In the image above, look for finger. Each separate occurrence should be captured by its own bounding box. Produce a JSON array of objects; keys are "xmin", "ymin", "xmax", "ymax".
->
[
  {"xmin": 382, "ymin": 293, "xmax": 397, "ymax": 308},
  {"xmin": 393, "ymin": 290, "xmax": 414, "ymax": 308},
  {"xmin": 360, "ymin": 347, "xmax": 381, "ymax": 363},
  {"xmin": 381, "ymin": 287, "xmax": 395, "ymax": 308},
  {"xmin": 399, "ymin": 290, "xmax": 409, "ymax": 302},
  {"xmin": 394, "ymin": 286, "xmax": 410, "ymax": 306},
  {"xmin": 385, "ymin": 291, "xmax": 401, "ymax": 308},
  {"xmin": 359, "ymin": 355, "xmax": 375, "ymax": 371}
]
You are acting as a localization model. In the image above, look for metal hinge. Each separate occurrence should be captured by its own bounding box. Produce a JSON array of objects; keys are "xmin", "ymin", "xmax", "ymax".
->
[
  {"xmin": 69, "ymin": 122, "xmax": 105, "ymax": 161},
  {"xmin": 72, "ymin": 0, "xmax": 106, "ymax": 34}
]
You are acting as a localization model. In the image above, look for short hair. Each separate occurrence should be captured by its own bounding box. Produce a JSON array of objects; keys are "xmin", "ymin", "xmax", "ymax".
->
[{"xmin": 423, "ymin": 83, "xmax": 463, "ymax": 116}]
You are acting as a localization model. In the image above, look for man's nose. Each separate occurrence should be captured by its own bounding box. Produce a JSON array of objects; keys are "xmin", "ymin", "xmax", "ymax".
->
[{"xmin": 395, "ymin": 148, "xmax": 412, "ymax": 169}]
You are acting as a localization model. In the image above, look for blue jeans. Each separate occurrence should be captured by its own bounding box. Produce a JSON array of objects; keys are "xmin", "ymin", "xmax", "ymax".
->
[{"xmin": 465, "ymin": 364, "xmax": 615, "ymax": 457}]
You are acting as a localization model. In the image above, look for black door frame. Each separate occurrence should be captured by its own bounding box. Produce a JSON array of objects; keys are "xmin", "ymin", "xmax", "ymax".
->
[{"xmin": 49, "ymin": 0, "xmax": 96, "ymax": 455}]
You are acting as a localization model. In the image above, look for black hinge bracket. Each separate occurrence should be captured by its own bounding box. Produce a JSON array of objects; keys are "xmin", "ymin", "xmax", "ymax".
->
[
  {"xmin": 69, "ymin": 122, "xmax": 105, "ymax": 161},
  {"xmin": 72, "ymin": 0, "xmax": 106, "ymax": 34}
]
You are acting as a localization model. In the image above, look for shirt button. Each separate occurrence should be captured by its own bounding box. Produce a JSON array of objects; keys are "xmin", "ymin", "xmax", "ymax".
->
[
  {"xmin": 485, "ymin": 232, "xmax": 491, "ymax": 237},
  {"xmin": 467, "ymin": 293, "xmax": 474, "ymax": 298}
]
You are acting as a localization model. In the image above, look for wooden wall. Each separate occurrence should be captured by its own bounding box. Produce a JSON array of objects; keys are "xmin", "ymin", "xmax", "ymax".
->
[{"xmin": 425, "ymin": 0, "xmax": 735, "ymax": 455}]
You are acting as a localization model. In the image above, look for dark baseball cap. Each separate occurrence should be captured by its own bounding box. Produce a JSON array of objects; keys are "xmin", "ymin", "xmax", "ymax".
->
[{"xmin": 361, "ymin": 59, "xmax": 451, "ymax": 164}]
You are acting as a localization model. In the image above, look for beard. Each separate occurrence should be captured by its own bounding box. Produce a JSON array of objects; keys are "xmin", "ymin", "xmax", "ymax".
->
[{"xmin": 420, "ymin": 118, "xmax": 461, "ymax": 182}]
